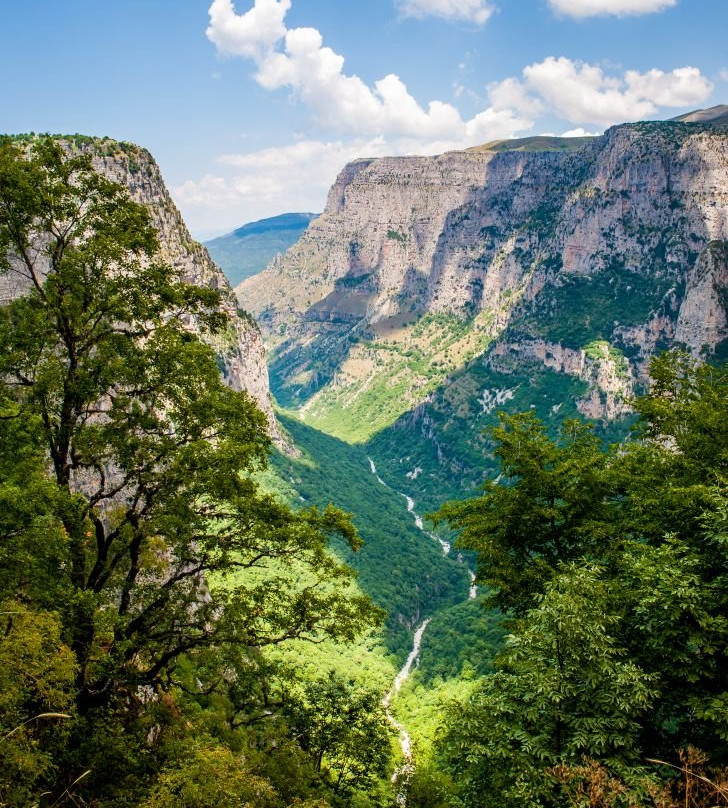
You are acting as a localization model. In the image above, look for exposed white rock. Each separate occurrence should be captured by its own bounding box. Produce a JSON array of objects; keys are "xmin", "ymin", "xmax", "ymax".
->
[
  {"xmin": 0, "ymin": 138, "xmax": 279, "ymax": 440},
  {"xmin": 479, "ymin": 386, "xmax": 518, "ymax": 414}
]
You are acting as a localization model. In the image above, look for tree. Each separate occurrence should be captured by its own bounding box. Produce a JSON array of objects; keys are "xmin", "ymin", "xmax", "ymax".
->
[
  {"xmin": 283, "ymin": 672, "xmax": 392, "ymax": 802},
  {"xmin": 433, "ymin": 413, "xmax": 615, "ymax": 613},
  {"xmin": 140, "ymin": 741, "xmax": 277, "ymax": 808},
  {"xmin": 438, "ymin": 565, "xmax": 656, "ymax": 808},
  {"xmin": 436, "ymin": 353, "xmax": 728, "ymax": 800},
  {"xmin": 0, "ymin": 602, "xmax": 76, "ymax": 808},
  {"xmin": 0, "ymin": 136, "xmax": 381, "ymax": 804}
]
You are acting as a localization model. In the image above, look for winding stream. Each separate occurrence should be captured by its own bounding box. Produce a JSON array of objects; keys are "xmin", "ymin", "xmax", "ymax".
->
[
  {"xmin": 367, "ymin": 457, "xmax": 478, "ymax": 804},
  {"xmin": 382, "ymin": 617, "xmax": 431, "ymax": 804}
]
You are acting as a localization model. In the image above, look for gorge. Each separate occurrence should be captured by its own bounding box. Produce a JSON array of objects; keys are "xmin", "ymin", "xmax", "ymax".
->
[
  {"xmin": 2, "ymin": 108, "xmax": 727, "ymax": 808},
  {"xmin": 240, "ymin": 111, "xmax": 728, "ymax": 511}
]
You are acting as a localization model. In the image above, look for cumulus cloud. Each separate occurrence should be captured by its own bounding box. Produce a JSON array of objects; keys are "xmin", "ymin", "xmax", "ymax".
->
[
  {"xmin": 560, "ymin": 127, "xmax": 604, "ymax": 137},
  {"xmin": 174, "ymin": 138, "xmax": 440, "ymax": 233},
  {"xmin": 207, "ymin": 0, "xmax": 533, "ymax": 143},
  {"xmin": 208, "ymin": 1, "xmax": 711, "ymax": 140},
  {"xmin": 625, "ymin": 66, "xmax": 713, "ymax": 107},
  {"xmin": 396, "ymin": 0, "xmax": 495, "ymax": 25},
  {"xmin": 501, "ymin": 56, "xmax": 712, "ymax": 126},
  {"xmin": 549, "ymin": 0, "xmax": 677, "ymax": 18},
  {"xmin": 488, "ymin": 76, "xmax": 544, "ymax": 117},
  {"xmin": 206, "ymin": 0, "xmax": 290, "ymax": 59}
]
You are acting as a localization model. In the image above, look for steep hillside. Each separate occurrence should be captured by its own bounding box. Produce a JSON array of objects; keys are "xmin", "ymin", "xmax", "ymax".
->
[
  {"xmin": 205, "ymin": 212, "xmax": 318, "ymax": 287},
  {"xmin": 673, "ymin": 103, "xmax": 728, "ymax": 125},
  {"xmin": 240, "ymin": 116, "xmax": 727, "ymax": 501},
  {"xmin": 0, "ymin": 135, "xmax": 278, "ymax": 436},
  {"xmin": 266, "ymin": 415, "xmax": 470, "ymax": 658}
]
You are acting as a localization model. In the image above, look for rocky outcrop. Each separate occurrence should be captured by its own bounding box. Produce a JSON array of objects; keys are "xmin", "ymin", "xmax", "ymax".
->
[
  {"xmin": 241, "ymin": 119, "xmax": 728, "ymax": 429},
  {"xmin": 489, "ymin": 339, "xmax": 634, "ymax": 419},
  {"xmin": 675, "ymin": 240, "xmax": 728, "ymax": 352},
  {"xmin": 2, "ymin": 137, "xmax": 278, "ymax": 439}
]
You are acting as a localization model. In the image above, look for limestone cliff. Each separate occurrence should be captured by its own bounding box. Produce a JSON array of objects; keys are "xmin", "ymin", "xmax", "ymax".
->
[
  {"xmin": 2, "ymin": 136, "xmax": 278, "ymax": 437},
  {"xmin": 240, "ymin": 117, "xmax": 727, "ymax": 444}
]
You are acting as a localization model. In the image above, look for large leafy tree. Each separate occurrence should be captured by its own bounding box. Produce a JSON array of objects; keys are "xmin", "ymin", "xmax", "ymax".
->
[
  {"xmin": 440, "ymin": 565, "xmax": 656, "ymax": 808},
  {"xmin": 436, "ymin": 354, "xmax": 728, "ymax": 804},
  {"xmin": 0, "ymin": 136, "xmax": 380, "ymax": 804},
  {"xmin": 283, "ymin": 672, "xmax": 392, "ymax": 802}
]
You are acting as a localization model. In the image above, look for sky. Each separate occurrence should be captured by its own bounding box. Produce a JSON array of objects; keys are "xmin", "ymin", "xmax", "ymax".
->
[{"xmin": 1, "ymin": 0, "xmax": 727, "ymax": 239}]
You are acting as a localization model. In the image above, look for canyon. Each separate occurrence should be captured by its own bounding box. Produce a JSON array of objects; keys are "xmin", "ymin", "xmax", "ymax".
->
[{"xmin": 239, "ymin": 112, "xmax": 728, "ymax": 504}]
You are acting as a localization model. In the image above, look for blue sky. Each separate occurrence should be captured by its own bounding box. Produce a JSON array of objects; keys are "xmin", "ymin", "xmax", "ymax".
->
[{"xmin": 1, "ymin": 0, "xmax": 726, "ymax": 238}]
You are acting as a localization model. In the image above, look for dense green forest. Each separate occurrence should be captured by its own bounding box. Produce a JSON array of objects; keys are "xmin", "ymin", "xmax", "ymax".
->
[
  {"xmin": 2, "ymin": 136, "xmax": 728, "ymax": 808},
  {"xmin": 0, "ymin": 137, "xmax": 395, "ymax": 808},
  {"xmin": 269, "ymin": 414, "xmax": 470, "ymax": 659}
]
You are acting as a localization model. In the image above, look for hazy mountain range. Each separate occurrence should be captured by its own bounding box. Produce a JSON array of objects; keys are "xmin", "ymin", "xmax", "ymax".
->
[{"xmin": 204, "ymin": 212, "xmax": 318, "ymax": 288}]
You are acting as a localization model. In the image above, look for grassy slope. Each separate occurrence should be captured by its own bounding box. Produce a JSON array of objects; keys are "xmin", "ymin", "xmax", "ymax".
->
[
  {"xmin": 286, "ymin": 310, "xmax": 496, "ymax": 444},
  {"xmin": 468, "ymin": 135, "xmax": 596, "ymax": 153}
]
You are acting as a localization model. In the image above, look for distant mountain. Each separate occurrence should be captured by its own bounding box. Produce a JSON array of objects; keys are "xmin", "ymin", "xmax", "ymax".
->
[
  {"xmin": 671, "ymin": 104, "xmax": 728, "ymax": 125},
  {"xmin": 205, "ymin": 212, "xmax": 318, "ymax": 287}
]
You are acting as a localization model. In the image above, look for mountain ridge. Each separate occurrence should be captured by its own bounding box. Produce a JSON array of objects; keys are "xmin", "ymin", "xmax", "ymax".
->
[
  {"xmin": 238, "ymin": 114, "xmax": 727, "ymax": 502},
  {"xmin": 205, "ymin": 211, "xmax": 318, "ymax": 288}
]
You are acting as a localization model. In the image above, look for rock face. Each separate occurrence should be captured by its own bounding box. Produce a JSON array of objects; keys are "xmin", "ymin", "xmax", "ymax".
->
[
  {"xmin": 241, "ymin": 119, "xmax": 727, "ymax": 434},
  {"xmin": 2, "ymin": 137, "xmax": 278, "ymax": 438}
]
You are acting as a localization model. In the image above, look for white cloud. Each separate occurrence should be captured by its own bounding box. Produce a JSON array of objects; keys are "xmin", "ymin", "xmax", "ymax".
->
[
  {"xmin": 718, "ymin": 68, "xmax": 728, "ymax": 83},
  {"xmin": 625, "ymin": 66, "xmax": 713, "ymax": 107},
  {"xmin": 488, "ymin": 76, "xmax": 544, "ymax": 117},
  {"xmin": 549, "ymin": 0, "xmax": 677, "ymax": 18},
  {"xmin": 519, "ymin": 57, "xmax": 712, "ymax": 126},
  {"xmin": 208, "ymin": 2, "xmax": 710, "ymax": 142},
  {"xmin": 206, "ymin": 0, "xmax": 290, "ymax": 59},
  {"xmin": 560, "ymin": 127, "xmax": 603, "ymax": 137},
  {"xmin": 396, "ymin": 0, "xmax": 495, "ymax": 25},
  {"xmin": 174, "ymin": 138, "xmax": 396, "ymax": 232},
  {"xmin": 207, "ymin": 0, "xmax": 533, "ymax": 143}
]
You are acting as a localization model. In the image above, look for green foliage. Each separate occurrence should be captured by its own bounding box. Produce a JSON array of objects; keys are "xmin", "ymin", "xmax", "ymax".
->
[
  {"xmin": 434, "ymin": 413, "xmax": 613, "ymax": 613},
  {"xmin": 440, "ymin": 565, "xmax": 656, "ymax": 808},
  {"xmin": 271, "ymin": 414, "xmax": 470, "ymax": 660},
  {"xmin": 582, "ymin": 339, "xmax": 629, "ymax": 377},
  {"xmin": 0, "ymin": 603, "xmax": 76, "ymax": 808},
  {"xmin": 0, "ymin": 136, "xmax": 383, "ymax": 807},
  {"xmin": 513, "ymin": 263, "xmax": 677, "ymax": 348},
  {"xmin": 414, "ymin": 597, "xmax": 506, "ymax": 685},
  {"xmin": 140, "ymin": 741, "xmax": 277, "ymax": 808},
  {"xmin": 295, "ymin": 311, "xmax": 492, "ymax": 444},
  {"xmin": 283, "ymin": 673, "xmax": 392, "ymax": 801},
  {"xmin": 367, "ymin": 359, "xmax": 603, "ymax": 518},
  {"xmin": 404, "ymin": 765, "xmax": 457, "ymax": 808},
  {"xmin": 435, "ymin": 353, "xmax": 728, "ymax": 803},
  {"xmin": 392, "ymin": 672, "xmax": 479, "ymax": 764}
]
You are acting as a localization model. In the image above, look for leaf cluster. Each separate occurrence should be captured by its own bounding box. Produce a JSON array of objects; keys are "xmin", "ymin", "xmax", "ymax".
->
[{"xmin": 435, "ymin": 353, "xmax": 728, "ymax": 806}]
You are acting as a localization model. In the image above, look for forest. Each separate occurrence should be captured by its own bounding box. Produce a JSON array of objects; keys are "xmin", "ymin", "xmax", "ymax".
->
[{"xmin": 2, "ymin": 137, "xmax": 728, "ymax": 808}]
